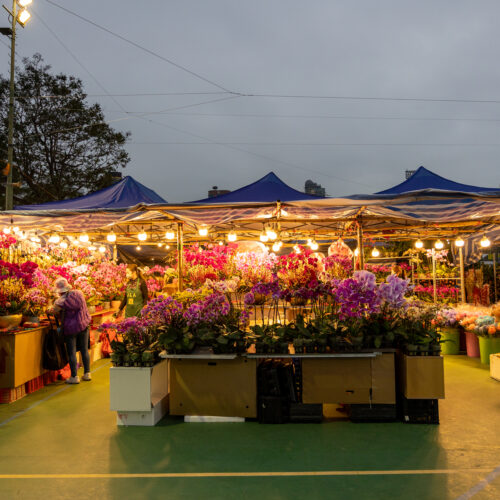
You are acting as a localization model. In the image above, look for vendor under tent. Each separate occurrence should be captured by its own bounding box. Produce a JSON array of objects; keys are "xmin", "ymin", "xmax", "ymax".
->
[
  {"xmin": 191, "ymin": 171, "xmax": 322, "ymax": 203},
  {"xmin": 15, "ymin": 175, "xmax": 166, "ymax": 210}
]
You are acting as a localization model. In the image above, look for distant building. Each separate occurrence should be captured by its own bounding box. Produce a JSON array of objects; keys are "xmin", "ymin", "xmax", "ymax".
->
[
  {"xmin": 305, "ymin": 179, "xmax": 326, "ymax": 197},
  {"xmin": 405, "ymin": 170, "xmax": 417, "ymax": 180},
  {"xmin": 208, "ymin": 185, "xmax": 231, "ymax": 198}
]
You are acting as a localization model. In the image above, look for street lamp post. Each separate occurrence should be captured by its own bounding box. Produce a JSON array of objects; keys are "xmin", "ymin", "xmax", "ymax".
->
[{"xmin": 2, "ymin": 0, "xmax": 33, "ymax": 211}]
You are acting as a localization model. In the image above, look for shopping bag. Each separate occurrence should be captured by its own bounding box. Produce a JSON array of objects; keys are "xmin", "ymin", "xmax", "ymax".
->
[{"xmin": 42, "ymin": 314, "xmax": 69, "ymax": 371}]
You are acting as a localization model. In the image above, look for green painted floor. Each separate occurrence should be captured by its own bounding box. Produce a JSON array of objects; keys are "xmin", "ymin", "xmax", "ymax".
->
[{"xmin": 0, "ymin": 356, "xmax": 499, "ymax": 500}]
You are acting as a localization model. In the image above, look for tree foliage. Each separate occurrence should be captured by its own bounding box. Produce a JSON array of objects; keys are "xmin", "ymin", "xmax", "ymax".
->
[{"xmin": 0, "ymin": 54, "xmax": 130, "ymax": 205}]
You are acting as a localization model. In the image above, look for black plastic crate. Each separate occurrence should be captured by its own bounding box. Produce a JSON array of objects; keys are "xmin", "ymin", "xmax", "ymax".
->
[
  {"xmin": 400, "ymin": 398, "xmax": 439, "ymax": 424},
  {"xmin": 289, "ymin": 403, "xmax": 323, "ymax": 423},
  {"xmin": 349, "ymin": 404, "xmax": 398, "ymax": 423}
]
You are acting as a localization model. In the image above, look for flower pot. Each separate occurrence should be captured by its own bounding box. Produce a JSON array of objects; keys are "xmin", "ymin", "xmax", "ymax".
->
[
  {"xmin": 479, "ymin": 337, "xmax": 493, "ymax": 364},
  {"xmin": 440, "ymin": 327, "xmax": 460, "ymax": 355},
  {"xmin": 0, "ymin": 314, "xmax": 23, "ymax": 329},
  {"xmin": 491, "ymin": 337, "xmax": 500, "ymax": 356},
  {"xmin": 465, "ymin": 331, "xmax": 480, "ymax": 358},
  {"xmin": 111, "ymin": 300, "xmax": 121, "ymax": 310},
  {"xmin": 22, "ymin": 315, "xmax": 40, "ymax": 325}
]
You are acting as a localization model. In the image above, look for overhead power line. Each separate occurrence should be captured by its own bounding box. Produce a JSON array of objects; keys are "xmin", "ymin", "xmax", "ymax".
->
[
  {"xmin": 44, "ymin": 0, "xmax": 234, "ymax": 94},
  {"xmin": 128, "ymin": 142, "xmax": 500, "ymax": 147}
]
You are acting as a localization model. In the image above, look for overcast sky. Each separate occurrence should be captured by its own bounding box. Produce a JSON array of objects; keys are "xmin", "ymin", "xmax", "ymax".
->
[{"xmin": 3, "ymin": 0, "xmax": 500, "ymax": 202}]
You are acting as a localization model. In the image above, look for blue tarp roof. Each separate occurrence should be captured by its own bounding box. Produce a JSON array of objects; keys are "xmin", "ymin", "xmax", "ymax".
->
[
  {"xmin": 192, "ymin": 172, "xmax": 322, "ymax": 203},
  {"xmin": 376, "ymin": 166, "xmax": 498, "ymax": 195},
  {"xmin": 15, "ymin": 176, "xmax": 167, "ymax": 210}
]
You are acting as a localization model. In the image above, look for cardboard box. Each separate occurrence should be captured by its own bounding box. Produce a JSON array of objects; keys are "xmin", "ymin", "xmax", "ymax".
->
[
  {"xmin": 399, "ymin": 354, "xmax": 445, "ymax": 399},
  {"xmin": 169, "ymin": 357, "xmax": 257, "ymax": 418},
  {"xmin": 302, "ymin": 357, "xmax": 372, "ymax": 404},
  {"xmin": 302, "ymin": 353, "xmax": 396, "ymax": 405},
  {"xmin": 490, "ymin": 354, "xmax": 500, "ymax": 382},
  {"xmin": 0, "ymin": 327, "xmax": 47, "ymax": 389}
]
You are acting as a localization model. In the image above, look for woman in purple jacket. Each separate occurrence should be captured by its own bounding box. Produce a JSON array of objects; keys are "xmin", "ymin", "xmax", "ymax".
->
[{"xmin": 49, "ymin": 277, "xmax": 92, "ymax": 384}]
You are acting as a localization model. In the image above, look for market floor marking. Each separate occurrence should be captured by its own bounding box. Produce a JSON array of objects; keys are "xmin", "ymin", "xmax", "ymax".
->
[
  {"xmin": 0, "ymin": 361, "xmax": 111, "ymax": 428},
  {"xmin": 456, "ymin": 465, "xmax": 500, "ymax": 499},
  {"xmin": 0, "ymin": 469, "xmax": 493, "ymax": 479}
]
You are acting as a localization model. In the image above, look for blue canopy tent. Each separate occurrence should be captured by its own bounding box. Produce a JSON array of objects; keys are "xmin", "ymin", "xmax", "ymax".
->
[
  {"xmin": 15, "ymin": 175, "xmax": 166, "ymax": 210},
  {"xmin": 376, "ymin": 166, "xmax": 499, "ymax": 195},
  {"xmin": 191, "ymin": 172, "xmax": 322, "ymax": 203}
]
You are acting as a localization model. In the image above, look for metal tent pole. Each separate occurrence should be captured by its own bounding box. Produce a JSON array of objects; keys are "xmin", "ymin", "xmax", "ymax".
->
[
  {"xmin": 177, "ymin": 222, "xmax": 184, "ymax": 292},
  {"xmin": 459, "ymin": 246, "xmax": 466, "ymax": 304},
  {"xmin": 356, "ymin": 220, "xmax": 365, "ymax": 270},
  {"xmin": 432, "ymin": 251, "xmax": 437, "ymax": 304}
]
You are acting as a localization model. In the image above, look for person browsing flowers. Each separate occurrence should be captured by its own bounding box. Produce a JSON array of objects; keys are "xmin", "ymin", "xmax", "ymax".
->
[
  {"xmin": 115, "ymin": 264, "xmax": 149, "ymax": 318},
  {"xmin": 47, "ymin": 277, "xmax": 92, "ymax": 385}
]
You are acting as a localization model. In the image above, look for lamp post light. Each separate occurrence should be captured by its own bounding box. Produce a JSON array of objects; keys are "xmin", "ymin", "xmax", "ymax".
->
[{"xmin": 1, "ymin": 0, "xmax": 33, "ymax": 210}]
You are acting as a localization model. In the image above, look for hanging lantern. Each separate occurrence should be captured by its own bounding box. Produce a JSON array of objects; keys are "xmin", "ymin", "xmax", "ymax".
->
[
  {"xmin": 138, "ymin": 230, "xmax": 147, "ymax": 241},
  {"xmin": 107, "ymin": 231, "xmax": 117, "ymax": 243},
  {"xmin": 434, "ymin": 240, "xmax": 444, "ymax": 250},
  {"xmin": 454, "ymin": 237, "xmax": 465, "ymax": 248},
  {"xmin": 79, "ymin": 233, "xmax": 89, "ymax": 243},
  {"xmin": 371, "ymin": 248, "xmax": 380, "ymax": 257},
  {"xmin": 272, "ymin": 241, "xmax": 281, "ymax": 252},
  {"xmin": 60, "ymin": 241, "xmax": 68, "ymax": 249},
  {"xmin": 198, "ymin": 225, "xmax": 209, "ymax": 237},
  {"xmin": 165, "ymin": 230, "xmax": 175, "ymax": 240},
  {"xmin": 260, "ymin": 231, "xmax": 269, "ymax": 243},
  {"xmin": 309, "ymin": 240, "xmax": 319, "ymax": 251},
  {"xmin": 415, "ymin": 239, "xmax": 424, "ymax": 249},
  {"xmin": 227, "ymin": 231, "xmax": 237, "ymax": 242},
  {"xmin": 99, "ymin": 246, "xmax": 106, "ymax": 253}
]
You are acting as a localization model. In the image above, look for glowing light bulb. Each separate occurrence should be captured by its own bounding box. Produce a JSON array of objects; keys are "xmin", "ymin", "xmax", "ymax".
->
[
  {"xmin": 2, "ymin": 227, "xmax": 11, "ymax": 235},
  {"xmin": 198, "ymin": 226, "xmax": 209, "ymax": 237},
  {"xmin": 165, "ymin": 245, "xmax": 170, "ymax": 250},
  {"xmin": 79, "ymin": 233, "xmax": 89, "ymax": 243},
  {"xmin": 218, "ymin": 241, "xmax": 223, "ymax": 246},
  {"xmin": 88, "ymin": 245, "xmax": 96, "ymax": 251},
  {"xmin": 260, "ymin": 232, "xmax": 269, "ymax": 243},
  {"xmin": 48, "ymin": 234, "xmax": 60, "ymax": 244},
  {"xmin": 480, "ymin": 235, "xmax": 491, "ymax": 248},
  {"xmin": 266, "ymin": 228, "xmax": 277, "ymax": 240},
  {"xmin": 136, "ymin": 246, "xmax": 142, "ymax": 251},
  {"xmin": 415, "ymin": 239, "xmax": 424, "ymax": 249},
  {"xmin": 17, "ymin": 9, "xmax": 31, "ymax": 25},
  {"xmin": 138, "ymin": 231, "xmax": 147, "ymax": 241},
  {"xmin": 454, "ymin": 237, "xmax": 465, "ymax": 248},
  {"xmin": 434, "ymin": 240, "xmax": 444, "ymax": 250},
  {"xmin": 60, "ymin": 241, "xmax": 68, "ymax": 249},
  {"xmin": 18, "ymin": 0, "xmax": 33, "ymax": 7},
  {"xmin": 157, "ymin": 242, "xmax": 163, "ymax": 248},
  {"xmin": 371, "ymin": 248, "xmax": 380, "ymax": 257},
  {"xmin": 166, "ymin": 230, "xmax": 175, "ymax": 240},
  {"xmin": 272, "ymin": 242, "xmax": 281, "ymax": 252},
  {"xmin": 227, "ymin": 231, "xmax": 237, "ymax": 242},
  {"xmin": 107, "ymin": 231, "xmax": 116, "ymax": 243},
  {"xmin": 309, "ymin": 240, "xmax": 319, "ymax": 251},
  {"xmin": 293, "ymin": 245, "xmax": 301, "ymax": 254},
  {"xmin": 99, "ymin": 246, "xmax": 106, "ymax": 253}
]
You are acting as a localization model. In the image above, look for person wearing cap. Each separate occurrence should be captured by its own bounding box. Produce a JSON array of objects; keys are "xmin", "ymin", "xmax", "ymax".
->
[{"xmin": 48, "ymin": 277, "xmax": 92, "ymax": 384}]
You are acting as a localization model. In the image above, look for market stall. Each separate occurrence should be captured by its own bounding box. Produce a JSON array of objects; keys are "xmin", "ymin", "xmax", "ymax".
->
[{"xmin": 0, "ymin": 186, "xmax": 498, "ymax": 423}]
